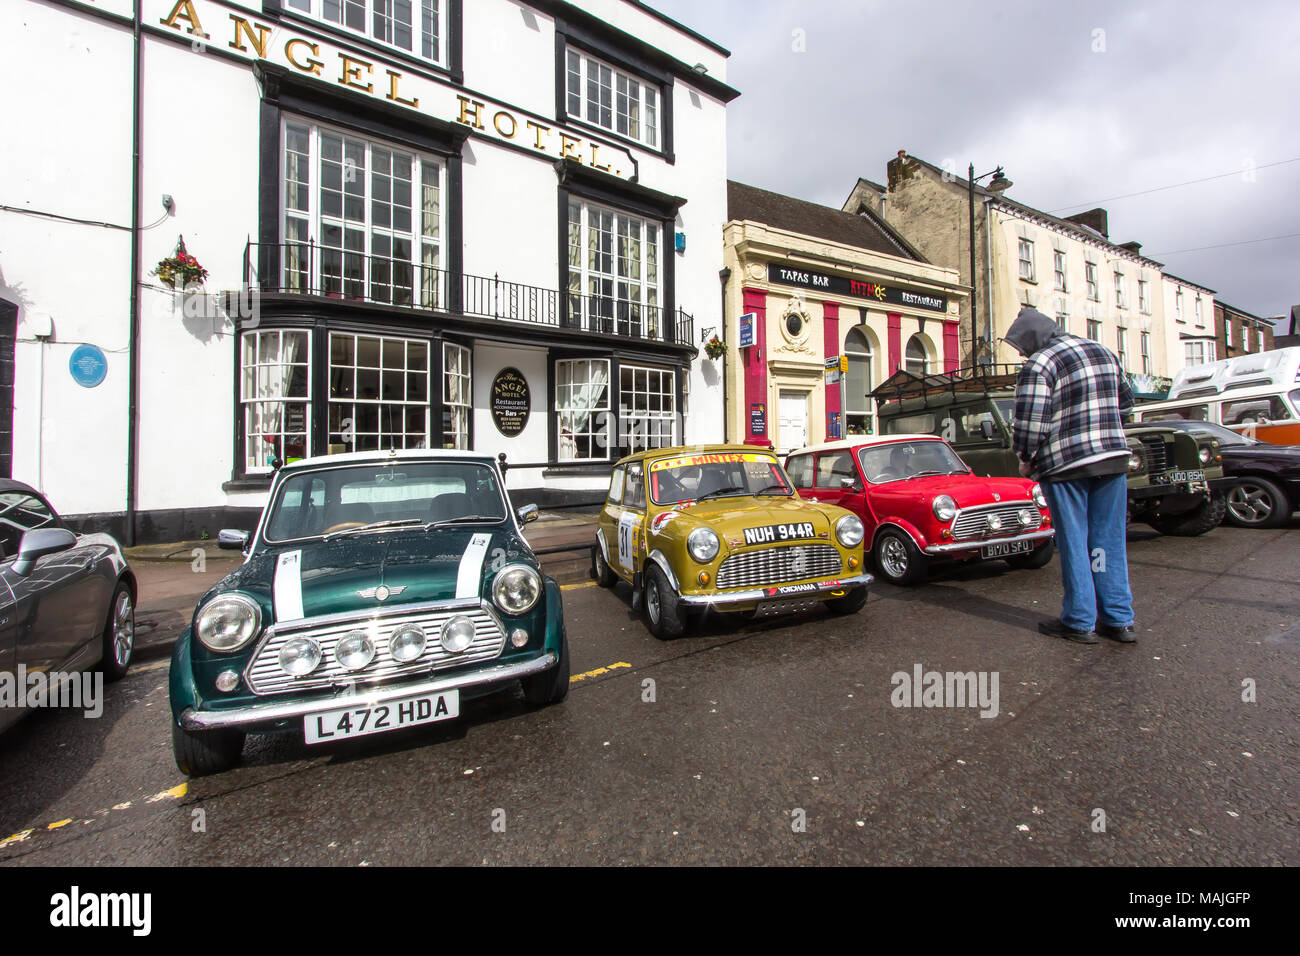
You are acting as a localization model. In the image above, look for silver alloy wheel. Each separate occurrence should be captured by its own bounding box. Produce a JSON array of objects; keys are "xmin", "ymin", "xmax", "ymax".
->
[
  {"xmin": 113, "ymin": 590, "xmax": 135, "ymax": 667},
  {"xmin": 879, "ymin": 536, "xmax": 909, "ymax": 579},
  {"xmin": 1227, "ymin": 482, "xmax": 1275, "ymax": 525},
  {"xmin": 646, "ymin": 577, "xmax": 661, "ymax": 624}
]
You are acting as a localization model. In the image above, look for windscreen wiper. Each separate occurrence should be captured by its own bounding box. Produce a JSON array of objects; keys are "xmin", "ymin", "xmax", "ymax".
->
[
  {"xmin": 323, "ymin": 518, "xmax": 427, "ymax": 540},
  {"xmin": 430, "ymin": 515, "xmax": 505, "ymax": 528},
  {"xmin": 696, "ymin": 486, "xmax": 746, "ymax": 502}
]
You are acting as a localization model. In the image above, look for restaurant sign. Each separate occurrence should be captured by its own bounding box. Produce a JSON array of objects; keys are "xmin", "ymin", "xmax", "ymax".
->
[
  {"xmin": 767, "ymin": 264, "xmax": 948, "ymax": 313},
  {"xmin": 490, "ymin": 367, "xmax": 531, "ymax": 437}
]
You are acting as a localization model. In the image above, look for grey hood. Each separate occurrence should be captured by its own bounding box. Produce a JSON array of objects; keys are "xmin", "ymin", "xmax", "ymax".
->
[{"xmin": 1003, "ymin": 306, "xmax": 1061, "ymax": 358}]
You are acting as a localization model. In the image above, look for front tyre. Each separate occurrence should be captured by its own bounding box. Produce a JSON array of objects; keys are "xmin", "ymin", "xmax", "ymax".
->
[
  {"xmin": 1007, "ymin": 539, "xmax": 1055, "ymax": 570},
  {"xmin": 873, "ymin": 530, "xmax": 928, "ymax": 586},
  {"xmin": 521, "ymin": 634, "xmax": 570, "ymax": 705},
  {"xmin": 1224, "ymin": 477, "xmax": 1291, "ymax": 528},
  {"xmin": 99, "ymin": 580, "xmax": 135, "ymax": 682},
  {"xmin": 1147, "ymin": 492, "xmax": 1227, "ymax": 536},
  {"xmin": 171, "ymin": 722, "xmax": 245, "ymax": 777},
  {"xmin": 644, "ymin": 564, "xmax": 687, "ymax": 639},
  {"xmin": 826, "ymin": 586, "xmax": 868, "ymax": 615}
]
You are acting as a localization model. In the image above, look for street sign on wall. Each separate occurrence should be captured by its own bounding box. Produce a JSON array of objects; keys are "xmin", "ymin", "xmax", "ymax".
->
[{"xmin": 738, "ymin": 312, "xmax": 755, "ymax": 348}]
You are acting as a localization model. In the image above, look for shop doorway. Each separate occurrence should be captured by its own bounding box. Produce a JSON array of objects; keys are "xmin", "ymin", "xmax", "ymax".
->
[
  {"xmin": 778, "ymin": 389, "xmax": 809, "ymax": 454},
  {"xmin": 0, "ymin": 300, "xmax": 14, "ymax": 478}
]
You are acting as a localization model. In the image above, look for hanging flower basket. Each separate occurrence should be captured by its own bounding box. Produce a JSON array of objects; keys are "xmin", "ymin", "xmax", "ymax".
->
[
  {"xmin": 153, "ymin": 235, "xmax": 209, "ymax": 290},
  {"xmin": 704, "ymin": 335, "xmax": 726, "ymax": 360}
]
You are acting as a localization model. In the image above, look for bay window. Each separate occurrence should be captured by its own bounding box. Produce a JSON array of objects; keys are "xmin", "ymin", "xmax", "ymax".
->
[
  {"xmin": 282, "ymin": 119, "xmax": 444, "ymax": 309},
  {"xmin": 556, "ymin": 358, "xmax": 611, "ymax": 462},
  {"xmin": 284, "ymin": 0, "xmax": 445, "ymax": 66},
  {"xmin": 328, "ymin": 332, "xmax": 430, "ymax": 452},
  {"xmin": 567, "ymin": 199, "xmax": 662, "ymax": 339},
  {"xmin": 241, "ymin": 330, "xmax": 311, "ymax": 473},
  {"xmin": 442, "ymin": 342, "xmax": 471, "ymax": 450},
  {"xmin": 565, "ymin": 48, "xmax": 659, "ymax": 148}
]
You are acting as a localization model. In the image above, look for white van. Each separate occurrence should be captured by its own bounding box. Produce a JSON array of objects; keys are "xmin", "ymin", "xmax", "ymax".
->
[{"xmin": 1135, "ymin": 347, "xmax": 1300, "ymax": 445}]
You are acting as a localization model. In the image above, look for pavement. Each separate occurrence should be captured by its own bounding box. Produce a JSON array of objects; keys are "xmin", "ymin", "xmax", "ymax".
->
[
  {"xmin": 122, "ymin": 510, "xmax": 600, "ymax": 662},
  {"xmin": 3, "ymin": 519, "xmax": 1296, "ymax": 866}
]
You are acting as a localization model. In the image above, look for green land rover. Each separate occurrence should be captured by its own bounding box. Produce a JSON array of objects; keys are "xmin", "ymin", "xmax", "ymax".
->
[{"xmin": 870, "ymin": 367, "xmax": 1229, "ymax": 536}]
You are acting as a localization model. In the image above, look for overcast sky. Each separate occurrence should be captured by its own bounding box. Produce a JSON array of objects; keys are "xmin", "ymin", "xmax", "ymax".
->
[{"xmin": 652, "ymin": 0, "xmax": 1300, "ymax": 326}]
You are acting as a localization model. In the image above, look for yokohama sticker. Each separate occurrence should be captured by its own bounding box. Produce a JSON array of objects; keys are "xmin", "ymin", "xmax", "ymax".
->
[{"xmin": 763, "ymin": 580, "xmax": 839, "ymax": 597}]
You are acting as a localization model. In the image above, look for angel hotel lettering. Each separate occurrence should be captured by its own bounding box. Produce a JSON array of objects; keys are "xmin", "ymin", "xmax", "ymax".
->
[{"xmin": 158, "ymin": 0, "xmax": 630, "ymax": 176}]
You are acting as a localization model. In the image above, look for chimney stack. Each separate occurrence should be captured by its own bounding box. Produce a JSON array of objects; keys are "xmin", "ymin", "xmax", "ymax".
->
[{"xmin": 1063, "ymin": 208, "xmax": 1109, "ymax": 239}]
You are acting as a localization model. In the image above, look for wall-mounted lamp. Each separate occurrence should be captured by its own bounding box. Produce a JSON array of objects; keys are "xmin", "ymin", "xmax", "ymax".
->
[
  {"xmin": 161, "ymin": 194, "xmax": 175, "ymax": 213},
  {"xmin": 675, "ymin": 231, "xmax": 686, "ymax": 254}
]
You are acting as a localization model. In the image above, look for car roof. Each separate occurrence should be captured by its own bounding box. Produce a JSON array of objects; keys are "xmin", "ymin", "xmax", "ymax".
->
[
  {"xmin": 789, "ymin": 434, "xmax": 946, "ymax": 457},
  {"xmin": 614, "ymin": 443, "xmax": 780, "ymax": 465},
  {"xmin": 278, "ymin": 448, "xmax": 499, "ymax": 472}
]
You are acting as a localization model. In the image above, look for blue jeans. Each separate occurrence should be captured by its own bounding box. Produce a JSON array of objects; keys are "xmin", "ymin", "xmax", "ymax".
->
[{"xmin": 1041, "ymin": 474, "xmax": 1134, "ymax": 631}]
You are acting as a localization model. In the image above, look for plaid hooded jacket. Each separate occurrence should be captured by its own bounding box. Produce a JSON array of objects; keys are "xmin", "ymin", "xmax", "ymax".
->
[{"xmin": 1008, "ymin": 310, "xmax": 1134, "ymax": 479}]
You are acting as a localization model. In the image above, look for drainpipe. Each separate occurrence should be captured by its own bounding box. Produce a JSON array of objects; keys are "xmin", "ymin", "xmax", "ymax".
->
[
  {"xmin": 124, "ymin": 0, "xmax": 143, "ymax": 545},
  {"xmin": 719, "ymin": 267, "xmax": 731, "ymax": 443},
  {"xmin": 984, "ymin": 198, "xmax": 995, "ymax": 364}
]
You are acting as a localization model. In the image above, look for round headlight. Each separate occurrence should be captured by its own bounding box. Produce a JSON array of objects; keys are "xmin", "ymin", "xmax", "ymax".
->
[
  {"xmin": 196, "ymin": 593, "xmax": 262, "ymax": 652},
  {"xmin": 687, "ymin": 527, "xmax": 720, "ymax": 563},
  {"xmin": 492, "ymin": 564, "xmax": 542, "ymax": 615},
  {"xmin": 440, "ymin": 616, "xmax": 476, "ymax": 654},
  {"xmin": 278, "ymin": 637, "xmax": 322, "ymax": 676},
  {"xmin": 389, "ymin": 625, "xmax": 427, "ymax": 663},
  {"xmin": 336, "ymin": 630, "xmax": 375, "ymax": 671},
  {"xmin": 1018, "ymin": 508, "xmax": 1035, "ymax": 527},
  {"xmin": 987, "ymin": 514, "xmax": 1004, "ymax": 532},
  {"xmin": 932, "ymin": 495, "xmax": 957, "ymax": 523},
  {"xmin": 1031, "ymin": 483, "xmax": 1047, "ymax": 509},
  {"xmin": 1199, "ymin": 446, "xmax": 1211, "ymax": 463},
  {"xmin": 1128, "ymin": 452, "xmax": 1143, "ymax": 473},
  {"xmin": 835, "ymin": 514, "xmax": 865, "ymax": 548}
]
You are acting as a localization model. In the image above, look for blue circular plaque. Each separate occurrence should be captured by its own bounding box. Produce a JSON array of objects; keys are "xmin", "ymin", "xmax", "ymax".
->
[{"xmin": 69, "ymin": 344, "xmax": 108, "ymax": 388}]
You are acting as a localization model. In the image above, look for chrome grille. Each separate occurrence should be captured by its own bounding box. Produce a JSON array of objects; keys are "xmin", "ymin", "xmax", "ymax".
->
[
  {"xmin": 244, "ymin": 600, "xmax": 506, "ymax": 696},
  {"xmin": 951, "ymin": 502, "xmax": 1042, "ymax": 540},
  {"xmin": 1138, "ymin": 434, "xmax": 1170, "ymax": 474},
  {"xmin": 716, "ymin": 545, "xmax": 842, "ymax": 590}
]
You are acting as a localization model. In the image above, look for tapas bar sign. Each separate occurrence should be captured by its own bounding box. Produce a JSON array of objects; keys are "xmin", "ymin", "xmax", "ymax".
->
[
  {"xmin": 490, "ymin": 367, "xmax": 531, "ymax": 437},
  {"xmin": 767, "ymin": 264, "xmax": 948, "ymax": 313}
]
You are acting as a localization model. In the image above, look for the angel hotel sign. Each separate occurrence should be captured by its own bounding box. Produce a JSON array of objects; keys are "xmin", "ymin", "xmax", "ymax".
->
[{"xmin": 154, "ymin": 0, "xmax": 635, "ymax": 177}]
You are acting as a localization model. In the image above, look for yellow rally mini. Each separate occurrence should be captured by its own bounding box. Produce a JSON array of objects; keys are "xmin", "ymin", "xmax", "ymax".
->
[{"xmin": 594, "ymin": 445, "xmax": 872, "ymax": 638}]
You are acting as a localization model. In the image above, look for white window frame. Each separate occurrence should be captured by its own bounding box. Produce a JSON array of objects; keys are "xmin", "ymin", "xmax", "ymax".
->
[
  {"xmin": 1053, "ymin": 249, "xmax": 1067, "ymax": 292},
  {"xmin": 443, "ymin": 342, "xmax": 471, "ymax": 450},
  {"xmin": 1085, "ymin": 261, "xmax": 1099, "ymax": 301},
  {"xmin": 241, "ymin": 329, "xmax": 312, "ymax": 474},
  {"xmin": 1140, "ymin": 331, "xmax": 1151, "ymax": 374},
  {"xmin": 1087, "ymin": 318, "xmax": 1102, "ymax": 342},
  {"xmin": 1138, "ymin": 278, "xmax": 1150, "ymax": 314},
  {"xmin": 1195, "ymin": 295, "xmax": 1204, "ymax": 327},
  {"xmin": 565, "ymin": 47, "xmax": 660, "ymax": 148},
  {"xmin": 1116, "ymin": 327, "xmax": 1128, "ymax": 369},
  {"xmin": 1114, "ymin": 271, "xmax": 1127, "ymax": 309},
  {"xmin": 281, "ymin": 116, "xmax": 445, "ymax": 309},
  {"xmin": 567, "ymin": 197, "xmax": 662, "ymax": 339},
  {"xmin": 843, "ymin": 326, "xmax": 875, "ymax": 434},
  {"xmin": 1018, "ymin": 238, "xmax": 1035, "ymax": 281},
  {"xmin": 284, "ymin": 0, "xmax": 446, "ymax": 66},
  {"xmin": 1175, "ymin": 288, "xmax": 1184, "ymax": 322},
  {"xmin": 618, "ymin": 363, "xmax": 677, "ymax": 456},
  {"xmin": 904, "ymin": 335, "xmax": 930, "ymax": 376},
  {"xmin": 556, "ymin": 358, "xmax": 612, "ymax": 462},
  {"xmin": 327, "ymin": 331, "xmax": 432, "ymax": 453}
]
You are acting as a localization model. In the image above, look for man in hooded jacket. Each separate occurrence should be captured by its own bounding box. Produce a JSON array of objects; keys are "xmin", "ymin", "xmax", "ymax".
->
[{"xmin": 1004, "ymin": 306, "xmax": 1137, "ymax": 644}]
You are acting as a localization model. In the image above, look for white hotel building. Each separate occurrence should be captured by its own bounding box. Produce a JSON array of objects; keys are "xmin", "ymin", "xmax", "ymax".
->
[{"xmin": 1, "ymin": 0, "xmax": 736, "ymax": 542}]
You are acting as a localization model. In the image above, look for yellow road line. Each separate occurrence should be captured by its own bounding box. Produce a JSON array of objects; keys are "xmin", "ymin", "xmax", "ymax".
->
[
  {"xmin": 570, "ymin": 661, "xmax": 631, "ymax": 684},
  {"xmin": 560, "ymin": 581, "xmax": 596, "ymax": 591},
  {"xmin": 132, "ymin": 659, "xmax": 170, "ymax": 675},
  {"xmin": 1, "ymin": 782, "xmax": 190, "ymax": 853}
]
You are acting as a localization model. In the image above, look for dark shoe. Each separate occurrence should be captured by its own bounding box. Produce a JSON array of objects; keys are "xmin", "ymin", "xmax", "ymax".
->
[
  {"xmin": 1098, "ymin": 622, "xmax": 1138, "ymax": 643},
  {"xmin": 1038, "ymin": 618, "xmax": 1099, "ymax": 644}
]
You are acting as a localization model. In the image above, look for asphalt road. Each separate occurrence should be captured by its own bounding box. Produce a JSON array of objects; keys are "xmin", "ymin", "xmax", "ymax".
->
[{"xmin": 2, "ymin": 523, "xmax": 1296, "ymax": 866}]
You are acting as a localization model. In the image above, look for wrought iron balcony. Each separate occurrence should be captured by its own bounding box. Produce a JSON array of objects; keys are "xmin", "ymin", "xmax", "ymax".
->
[{"xmin": 242, "ymin": 240, "xmax": 694, "ymax": 348}]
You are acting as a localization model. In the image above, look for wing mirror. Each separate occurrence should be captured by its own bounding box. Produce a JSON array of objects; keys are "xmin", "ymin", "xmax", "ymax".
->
[
  {"xmin": 839, "ymin": 477, "xmax": 862, "ymax": 491},
  {"xmin": 980, "ymin": 419, "xmax": 997, "ymax": 440},
  {"xmin": 217, "ymin": 529, "xmax": 250, "ymax": 551},
  {"xmin": 12, "ymin": 528, "xmax": 77, "ymax": 576},
  {"xmin": 516, "ymin": 503, "xmax": 540, "ymax": 525}
]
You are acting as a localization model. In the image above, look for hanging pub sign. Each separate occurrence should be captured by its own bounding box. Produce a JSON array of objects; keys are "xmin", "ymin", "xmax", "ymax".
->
[
  {"xmin": 767, "ymin": 264, "xmax": 948, "ymax": 313},
  {"xmin": 738, "ymin": 312, "xmax": 756, "ymax": 348},
  {"xmin": 490, "ymin": 367, "xmax": 531, "ymax": 437}
]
